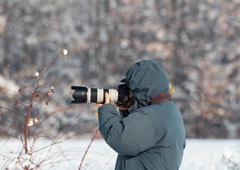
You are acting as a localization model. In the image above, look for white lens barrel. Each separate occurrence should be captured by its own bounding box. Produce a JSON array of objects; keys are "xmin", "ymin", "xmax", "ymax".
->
[
  {"xmin": 87, "ymin": 88, "xmax": 91, "ymax": 103},
  {"xmin": 85, "ymin": 88, "xmax": 119, "ymax": 103},
  {"xmin": 108, "ymin": 89, "xmax": 118, "ymax": 103},
  {"xmin": 97, "ymin": 89, "xmax": 104, "ymax": 103}
]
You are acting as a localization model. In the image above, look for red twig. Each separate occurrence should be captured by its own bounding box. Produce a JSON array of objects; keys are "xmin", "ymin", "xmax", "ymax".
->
[{"xmin": 78, "ymin": 129, "xmax": 99, "ymax": 170}]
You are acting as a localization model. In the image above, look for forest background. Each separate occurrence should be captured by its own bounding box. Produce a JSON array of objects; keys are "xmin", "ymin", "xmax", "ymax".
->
[{"xmin": 0, "ymin": 0, "xmax": 239, "ymax": 140}]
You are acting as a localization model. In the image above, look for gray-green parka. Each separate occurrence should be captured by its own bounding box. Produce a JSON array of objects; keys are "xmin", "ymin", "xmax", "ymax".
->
[{"xmin": 98, "ymin": 60, "xmax": 186, "ymax": 170}]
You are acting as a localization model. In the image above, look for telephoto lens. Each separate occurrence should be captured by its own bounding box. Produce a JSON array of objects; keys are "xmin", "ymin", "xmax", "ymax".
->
[{"xmin": 71, "ymin": 86, "xmax": 119, "ymax": 104}]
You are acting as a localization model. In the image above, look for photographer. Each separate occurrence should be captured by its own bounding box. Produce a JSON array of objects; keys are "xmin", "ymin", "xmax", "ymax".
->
[{"xmin": 97, "ymin": 60, "xmax": 186, "ymax": 170}]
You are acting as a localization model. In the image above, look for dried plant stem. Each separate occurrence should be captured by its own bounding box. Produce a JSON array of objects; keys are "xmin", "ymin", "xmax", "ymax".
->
[
  {"xmin": 78, "ymin": 129, "xmax": 99, "ymax": 170},
  {"xmin": 24, "ymin": 91, "xmax": 35, "ymax": 154}
]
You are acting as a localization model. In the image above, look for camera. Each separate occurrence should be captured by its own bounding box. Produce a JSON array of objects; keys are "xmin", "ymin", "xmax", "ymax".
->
[{"xmin": 71, "ymin": 84, "xmax": 130, "ymax": 105}]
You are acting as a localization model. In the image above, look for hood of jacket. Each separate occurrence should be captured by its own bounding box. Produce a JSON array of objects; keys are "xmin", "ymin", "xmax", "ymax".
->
[{"xmin": 123, "ymin": 60, "xmax": 170, "ymax": 107}]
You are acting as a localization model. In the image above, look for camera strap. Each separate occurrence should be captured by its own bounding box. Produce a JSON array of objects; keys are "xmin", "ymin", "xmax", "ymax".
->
[{"xmin": 149, "ymin": 93, "xmax": 172, "ymax": 105}]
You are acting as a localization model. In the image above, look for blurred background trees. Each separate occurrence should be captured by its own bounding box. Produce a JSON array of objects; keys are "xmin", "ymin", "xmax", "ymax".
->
[{"xmin": 0, "ymin": 0, "xmax": 239, "ymax": 138}]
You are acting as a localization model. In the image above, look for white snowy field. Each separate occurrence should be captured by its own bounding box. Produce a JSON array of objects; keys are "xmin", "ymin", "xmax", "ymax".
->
[{"xmin": 0, "ymin": 138, "xmax": 239, "ymax": 170}]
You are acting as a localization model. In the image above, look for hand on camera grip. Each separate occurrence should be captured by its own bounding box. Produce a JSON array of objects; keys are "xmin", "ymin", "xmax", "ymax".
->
[{"xmin": 97, "ymin": 92, "xmax": 110, "ymax": 107}]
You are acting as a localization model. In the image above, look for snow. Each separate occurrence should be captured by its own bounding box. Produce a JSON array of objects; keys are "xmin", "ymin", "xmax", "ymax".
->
[
  {"xmin": 181, "ymin": 139, "xmax": 240, "ymax": 170},
  {"xmin": 0, "ymin": 138, "xmax": 239, "ymax": 170}
]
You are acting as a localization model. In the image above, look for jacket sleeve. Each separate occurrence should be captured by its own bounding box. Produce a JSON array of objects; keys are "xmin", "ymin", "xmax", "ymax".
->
[{"xmin": 98, "ymin": 103, "xmax": 158, "ymax": 156}]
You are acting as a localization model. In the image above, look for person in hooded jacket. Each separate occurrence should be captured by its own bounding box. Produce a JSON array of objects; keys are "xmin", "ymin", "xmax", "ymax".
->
[{"xmin": 97, "ymin": 60, "xmax": 186, "ymax": 170}]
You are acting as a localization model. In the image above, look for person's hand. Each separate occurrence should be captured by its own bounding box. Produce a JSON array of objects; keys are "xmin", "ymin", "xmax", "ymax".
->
[
  {"xmin": 97, "ymin": 92, "xmax": 110, "ymax": 107},
  {"xmin": 115, "ymin": 91, "xmax": 134, "ymax": 110},
  {"xmin": 115, "ymin": 101, "xmax": 132, "ymax": 110}
]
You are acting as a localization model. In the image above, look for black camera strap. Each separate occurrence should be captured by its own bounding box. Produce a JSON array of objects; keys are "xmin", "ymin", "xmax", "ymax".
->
[{"xmin": 149, "ymin": 93, "xmax": 172, "ymax": 105}]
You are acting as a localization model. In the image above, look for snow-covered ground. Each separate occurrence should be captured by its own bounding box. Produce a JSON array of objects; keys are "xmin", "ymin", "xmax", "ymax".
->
[{"xmin": 0, "ymin": 138, "xmax": 239, "ymax": 170}]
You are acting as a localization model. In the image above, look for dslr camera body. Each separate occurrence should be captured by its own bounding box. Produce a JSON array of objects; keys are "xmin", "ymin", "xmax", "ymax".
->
[{"xmin": 71, "ymin": 84, "xmax": 130, "ymax": 105}]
